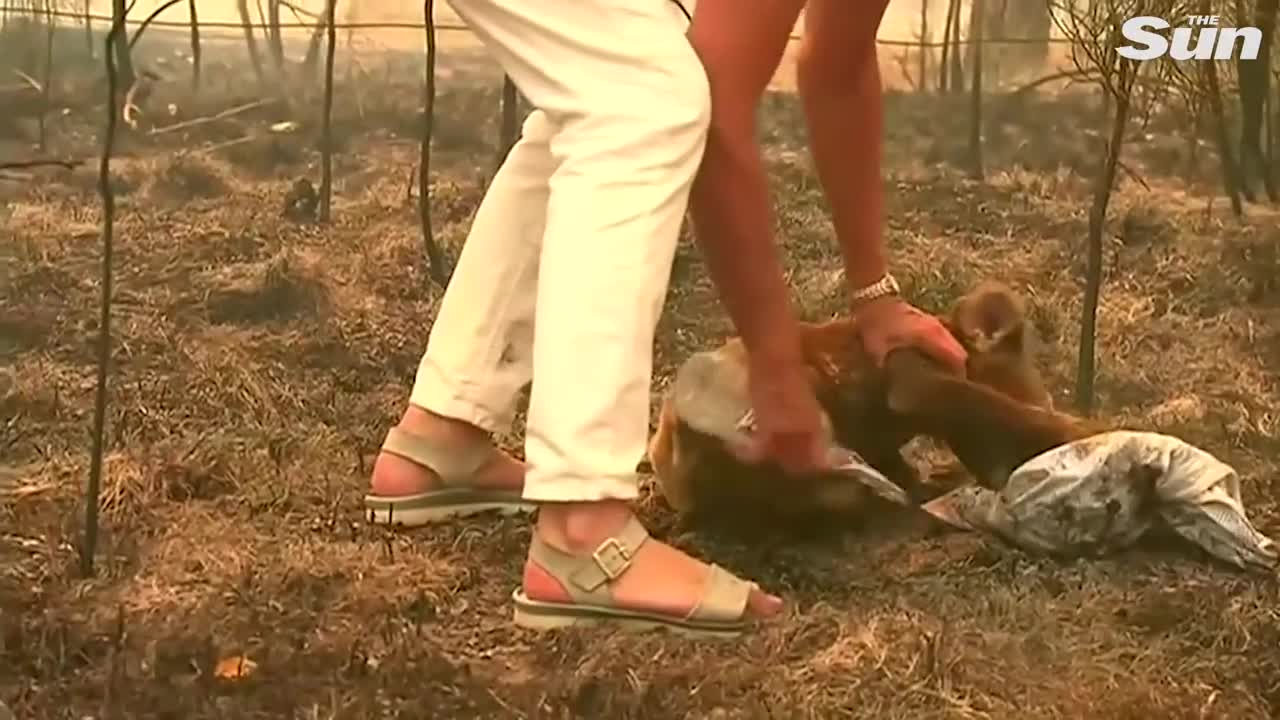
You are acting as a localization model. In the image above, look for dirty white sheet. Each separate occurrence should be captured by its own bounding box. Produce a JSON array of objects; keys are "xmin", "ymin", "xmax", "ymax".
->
[{"xmin": 922, "ymin": 431, "xmax": 1279, "ymax": 573}]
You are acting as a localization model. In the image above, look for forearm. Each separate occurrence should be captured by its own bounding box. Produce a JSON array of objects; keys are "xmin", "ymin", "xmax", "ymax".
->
[
  {"xmin": 689, "ymin": 124, "xmax": 803, "ymax": 362},
  {"xmin": 798, "ymin": 55, "xmax": 887, "ymax": 291}
]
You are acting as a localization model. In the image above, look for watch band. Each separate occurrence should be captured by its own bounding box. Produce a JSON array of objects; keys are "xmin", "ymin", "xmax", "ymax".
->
[{"xmin": 850, "ymin": 273, "xmax": 900, "ymax": 307}]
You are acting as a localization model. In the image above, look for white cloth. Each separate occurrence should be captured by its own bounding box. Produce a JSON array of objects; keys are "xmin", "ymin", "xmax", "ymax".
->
[
  {"xmin": 923, "ymin": 431, "xmax": 1279, "ymax": 573},
  {"xmin": 410, "ymin": 0, "xmax": 707, "ymax": 501}
]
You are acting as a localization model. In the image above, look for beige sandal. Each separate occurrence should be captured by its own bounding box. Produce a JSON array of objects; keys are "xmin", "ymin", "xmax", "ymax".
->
[
  {"xmin": 363, "ymin": 426, "xmax": 534, "ymax": 526},
  {"xmin": 511, "ymin": 515, "xmax": 760, "ymax": 637}
]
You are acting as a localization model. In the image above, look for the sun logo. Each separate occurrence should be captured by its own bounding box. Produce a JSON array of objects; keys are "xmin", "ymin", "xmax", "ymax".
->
[{"xmin": 1117, "ymin": 15, "xmax": 1263, "ymax": 61}]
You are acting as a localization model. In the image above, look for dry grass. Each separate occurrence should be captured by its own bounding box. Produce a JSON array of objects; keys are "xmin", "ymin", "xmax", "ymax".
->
[{"xmin": 3, "ymin": 39, "xmax": 1280, "ymax": 720}]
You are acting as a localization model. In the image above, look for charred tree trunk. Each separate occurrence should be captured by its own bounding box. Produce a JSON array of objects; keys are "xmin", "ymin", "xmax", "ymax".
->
[
  {"xmin": 84, "ymin": 0, "xmax": 94, "ymax": 58},
  {"xmin": 919, "ymin": 0, "xmax": 929, "ymax": 93},
  {"xmin": 1205, "ymin": 52, "xmax": 1246, "ymax": 213},
  {"xmin": 110, "ymin": 0, "xmax": 135, "ymax": 89},
  {"xmin": 236, "ymin": 0, "xmax": 266, "ymax": 89},
  {"xmin": 420, "ymin": 0, "xmax": 449, "ymax": 284},
  {"xmin": 1237, "ymin": 0, "xmax": 1277, "ymax": 203},
  {"xmin": 301, "ymin": 15, "xmax": 327, "ymax": 84},
  {"xmin": 39, "ymin": 0, "xmax": 54, "ymax": 150},
  {"xmin": 189, "ymin": 0, "xmax": 201, "ymax": 92},
  {"xmin": 968, "ymin": 0, "xmax": 984, "ymax": 178},
  {"xmin": 1186, "ymin": 103, "xmax": 1202, "ymax": 183},
  {"xmin": 495, "ymin": 74, "xmax": 519, "ymax": 175},
  {"xmin": 319, "ymin": 0, "xmax": 336, "ymax": 222},
  {"xmin": 1197, "ymin": 0, "xmax": 1245, "ymax": 213},
  {"xmin": 940, "ymin": 0, "xmax": 957, "ymax": 91},
  {"xmin": 84, "ymin": 5, "xmax": 127, "ymax": 577},
  {"xmin": 964, "ymin": 0, "xmax": 981, "ymax": 90},
  {"xmin": 1076, "ymin": 67, "xmax": 1136, "ymax": 415},
  {"xmin": 949, "ymin": 0, "xmax": 964, "ymax": 91},
  {"xmin": 1269, "ymin": 68, "xmax": 1276, "ymax": 190},
  {"xmin": 267, "ymin": 0, "xmax": 286, "ymax": 74}
]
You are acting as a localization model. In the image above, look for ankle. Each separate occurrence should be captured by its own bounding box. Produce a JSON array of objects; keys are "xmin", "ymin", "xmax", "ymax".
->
[
  {"xmin": 535, "ymin": 500, "xmax": 635, "ymax": 553},
  {"xmin": 399, "ymin": 405, "xmax": 491, "ymax": 446}
]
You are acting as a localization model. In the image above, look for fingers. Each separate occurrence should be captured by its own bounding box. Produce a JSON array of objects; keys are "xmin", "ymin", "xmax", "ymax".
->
[
  {"xmin": 926, "ymin": 330, "xmax": 969, "ymax": 375},
  {"xmin": 733, "ymin": 428, "xmax": 828, "ymax": 475},
  {"xmin": 757, "ymin": 430, "xmax": 830, "ymax": 475},
  {"xmin": 726, "ymin": 435, "xmax": 764, "ymax": 464}
]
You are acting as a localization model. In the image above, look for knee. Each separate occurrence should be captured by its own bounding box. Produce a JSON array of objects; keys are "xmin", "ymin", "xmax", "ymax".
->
[{"xmin": 796, "ymin": 34, "xmax": 879, "ymax": 99}]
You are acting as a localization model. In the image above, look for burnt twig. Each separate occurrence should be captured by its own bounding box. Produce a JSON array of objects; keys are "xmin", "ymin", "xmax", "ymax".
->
[{"xmin": 0, "ymin": 158, "xmax": 84, "ymax": 170}]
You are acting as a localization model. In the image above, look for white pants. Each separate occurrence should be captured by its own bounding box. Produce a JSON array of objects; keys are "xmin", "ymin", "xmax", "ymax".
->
[{"xmin": 409, "ymin": 0, "xmax": 708, "ymax": 502}]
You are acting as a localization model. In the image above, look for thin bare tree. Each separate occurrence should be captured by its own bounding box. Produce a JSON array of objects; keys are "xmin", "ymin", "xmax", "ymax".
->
[
  {"xmin": 110, "ymin": 0, "xmax": 134, "ymax": 88},
  {"xmin": 940, "ymin": 0, "xmax": 959, "ymax": 91},
  {"xmin": 919, "ymin": 0, "xmax": 930, "ymax": 92},
  {"xmin": 1237, "ymin": 0, "xmax": 1277, "ymax": 202},
  {"xmin": 83, "ymin": 0, "xmax": 128, "ymax": 577},
  {"xmin": 1196, "ymin": 0, "xmax": 1245, "ymax": 214},
  {"xmin": 419, "ymin": 0, "xmax": 449, "ymax": 284},
  {"xmin": 38, "ymin": 0, "xmax": 53, "ymax": 150},
  {"xmin": 185, "ymin": 0, "xmax": 200, "ymax": 92},
  {"xmin": 319, "ymin": 0, "xmax": 336, "ymax": 222},
  {"xmin": 236, "ymin": 0, "xmax": 266, "ymax": 88},
  {"xmin": 267, "ymin": 0, "xmax": 285, "ymax": 76},
  {"xmin": 83, "ymin": 0, "xmax": 93, "ymax": 57},
  {"xmin": 968, "ymin": 0, "xmax": 984, "ymax": 178},
  {"xmin": 948, "ymin": 0, "xmax": 964, "ymax": 91},
  {"xmin": 1049, "ymin": 0, "xmax": 1151, "ymax": 414},
  {"xmin": 496, "ymin": 74, "xmax": 519, "ymax": 174}
]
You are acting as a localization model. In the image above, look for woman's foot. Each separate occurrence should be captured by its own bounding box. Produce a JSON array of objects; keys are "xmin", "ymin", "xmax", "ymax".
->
[
  {"xmin": 370, "ymin": 405, "xmax": 526, "ymax": 496},
  {"xmin": 519, "ymin": 500, "xmax": 784, "ymax": 629},
  {"xmin": 365, "ymin": 405, "xmax": 529, "ymax": 525}
]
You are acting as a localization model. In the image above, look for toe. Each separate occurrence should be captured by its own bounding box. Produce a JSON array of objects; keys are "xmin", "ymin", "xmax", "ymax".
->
[{"xmin": 747, "ymin": 587, "xmax": 784, "ymax": 619}]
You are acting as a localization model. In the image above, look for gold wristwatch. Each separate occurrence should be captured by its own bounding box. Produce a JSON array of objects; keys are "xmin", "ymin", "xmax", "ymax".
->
[{"xmin": 849, "ymin": 273, "xmax": 900, "ymax": 308}]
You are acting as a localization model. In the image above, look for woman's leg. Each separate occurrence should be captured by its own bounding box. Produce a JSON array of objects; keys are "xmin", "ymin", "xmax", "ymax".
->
[
  {"xmin": 448, "ymin": 0, "xmax": 781, "ymax": 630},
  {"xmin": 365, "ymin": 110, "xmax": 556, "ymax": 525},
  {"xmin": 796, "ymin": 0, "xmax": 893, "ymax": 290}
]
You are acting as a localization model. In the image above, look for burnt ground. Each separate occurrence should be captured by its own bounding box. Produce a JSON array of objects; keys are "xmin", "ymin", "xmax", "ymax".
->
[{"xmin": 3, "ymin": 35, "xmax": 1280, "ymax": 720}]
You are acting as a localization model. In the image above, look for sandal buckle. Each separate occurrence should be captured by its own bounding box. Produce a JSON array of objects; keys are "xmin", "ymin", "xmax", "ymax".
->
[{"xmin": 591, "ymin": 538, "xmax": 632, "ymax": 580}]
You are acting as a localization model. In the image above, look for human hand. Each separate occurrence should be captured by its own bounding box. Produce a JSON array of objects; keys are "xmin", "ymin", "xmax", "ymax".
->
[
  {"xmin": 731, "ymin": 352, "xmax": 831, "ymax": 476},
  {"xmin": 854, "ymin": 296, "xmax": 968, "ymax": 374}
]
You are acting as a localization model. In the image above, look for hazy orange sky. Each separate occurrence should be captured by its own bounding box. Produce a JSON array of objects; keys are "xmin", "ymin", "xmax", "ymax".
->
[
  {"xmin": 79, "ymin": 0, "xmax": 1067, "ymax": 91},
  {"xmin": 88, "ymin": 0, "xmax": 975, "ymax": 39}
]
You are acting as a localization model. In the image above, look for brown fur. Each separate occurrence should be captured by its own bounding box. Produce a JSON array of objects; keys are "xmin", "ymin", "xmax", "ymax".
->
[
  {"xmin": 647, "ymin": 283, "xmax": 1100, "ymax": 533},
  {"xmin": 945, "ymin": 280, "xmax": 1055, "ymax": 410}
]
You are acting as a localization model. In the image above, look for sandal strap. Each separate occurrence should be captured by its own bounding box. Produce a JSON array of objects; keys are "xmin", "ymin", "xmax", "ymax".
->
[
  {"xmin": 528, "ymin": 515, "xmax": 651, "ymax": 604},
  {"xmin": 684, "ymin": 565, "xmax": 755, "ymax": 624},
  {"xmin": 380, "ymin": 426, "xmax": 494, "ymax": 487},
  {"xmin": 527, "ymin": 517, "xmax": 757, "ymax": 624}
]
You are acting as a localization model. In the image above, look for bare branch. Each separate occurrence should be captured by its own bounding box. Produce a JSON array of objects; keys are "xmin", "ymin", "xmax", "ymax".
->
[
  {"xmin": 147, "ymin": 98, "xmax": 278, "ymax": 136},
  {"xmin": 0, "ymin": 158, "xmax": 84, "ymax": 170},
  {"xmin": 126, "ymin": 0, "xmax": 184, "ymax": 50}
]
